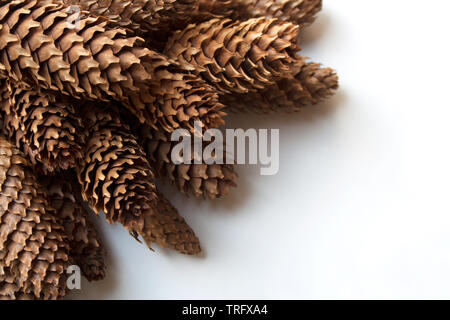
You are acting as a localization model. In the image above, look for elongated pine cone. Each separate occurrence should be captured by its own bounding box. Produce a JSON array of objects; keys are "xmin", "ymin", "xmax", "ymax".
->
[
  {"xmin": 146, "ymin": 59, "xmax": 226, "ymax": 133},
  {"xmin": 78, "ymin": 105, "xmax": 200, "ymax": 254},
  {"xmin": 221, "ymin": 61, "xmax": 339, "ymax": 113},
  {"xmin": 77, "ymin": 104, "xmax": 157, "ymax": 230},
  {"xmin": 138, "ymin": 125, "xmax": 237, "ymax": 199},
  {"xmin": 41, "ymin": 174, "xmax": 106, "ymax": 282},
  {"xmin": 0, "ymin": 0, "xmax": 140, "ymax": 102},
  {"xmin": 63, "ymin": 0, "xmax": 200, "ymax": 34},
  {"xmin": 230, "ymin": 0, "xmax": 322, "ymax": 26},
  {"xmin": 194, "ymin": 0, "xmax": 234, "ymax": 20},
  {"xmin": 0, "ymin": 0, "xmax": 225, "ymax": 132},
  {"xmin": 0, "ymin": 80, "xmax": 85, "ymax": 174},
  {"xmin": 0, "ymin": 135, "xmax": 70, "ymax": 300},
  {"xmin": 62, "ymin": 0, "xmax": 234, "ymax": 48},
  {"xmin": 193, "ymin": 0, "xmax": 321, "ymax": 28},
  {"xmin": 164, "ymin": 18, "xmax": 301, "ymax": 94},
  {"xmin": 136, "ymin": 190, "xmax": 201, "ymax": 255}
]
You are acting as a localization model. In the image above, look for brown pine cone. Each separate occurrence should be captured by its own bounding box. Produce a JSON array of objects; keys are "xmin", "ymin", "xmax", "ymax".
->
[
  {"xmin": 63, "ymin": 0, "xmax": 196, "ymax": 51},
  {"xmin": 77, "ymin": 104, "xmax": 200, "ymax": 254},
  {"xmin": 62, "ymin": 0, "xmax": 234, "ymax": 49},
  {"xmin": 0, "ymin": 135, "xmax": 70, "ymax": 300},
  {"xmin": 221, "ymin": 61, "xmax": 339, "ymax": 113},
  {"xmin": 147, "ymin": 59, "xmax": 226, "ymax": 133},
  {"xmin": 61, "ymin": 0, "xmax": 320, "ymax": 42},
  {"xmin": 164, "ymin": 18, "xmax": 301, "ymax": 94},
  {"xmin": 138, "ymin": 125, "xmax": 237, "ymax": 199},
  {"xmin": 191, "ymin": 0, "xmax": 234, "ymax": 23},
  {"xmin": 76, "ymin": 104, "xmax": 157, "ymax": 229},
  {"xmin": 62, "ymin": 0, "xmax": 194, "ymax": 34},
  {"xmin": 137, "ymin": 190, "xmax": 201, "ymax": 255},
  {"xmin": 0, "ymin": 80, "xmax": 86, "ymax": 174},
  {"xmin": 230, "ymin": 0, "xmax": 322, "ymax": 26},
  {"xmin": 0, "ymin": 0, "xmax": 225, "ymax": 132},
  {"xmin": 41, "ymin": 174, "xmax": 106, "ymax": 282}
]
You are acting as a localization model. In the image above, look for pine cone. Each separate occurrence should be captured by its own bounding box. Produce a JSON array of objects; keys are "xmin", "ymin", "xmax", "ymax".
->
[
  {"xmin": 193, "ymin": 0, "xmax": 234, "ymax": 22},
  {"xmin": 0, "ymin": 80, "xmax": 86, "ymax": 174},
  {"xmin": 77, "ymin": 104, "xmax": 157, "ymax": 229},
  {"xmin": 77, "ymin": 104, "xmax": 200, "ymax": 254},
  {"xmin": 137, "ymin": 189, "xmax": 201, "ymax": 255},
  {"xmin": 221, "ymin": 61, "xmax": 339, "ymax": 113},
  {"xmin": 230, "ymin": 0, "xmax": 322, "ymax": 26},
  {"xmin": 62, "ymin": 0, "xmax": 194, "ymax": 34},
  {"xmin": 0, "ymin": 0, "xmax": 225, "ymax": 132},
  {"xmin": 0, "ymin": 135, "xmax": 70, "ymax": 300},
  {"xmin": 164, "ymin": 18, "xmax": 301, "ymax": 94},
  {"xmin": 138, "ymin": 125, "xmax": 238, "ymax": 199},
  {"xmin": 62, "ymin": 0, "xmax": 234, "ymax": 50},
  {"xmin": 41, "ymin": 174, "xmax": 106, "ymax": 282},
  {"xmin": 146, "ymin": 59, "xmax": 226, "ymax": 133}
]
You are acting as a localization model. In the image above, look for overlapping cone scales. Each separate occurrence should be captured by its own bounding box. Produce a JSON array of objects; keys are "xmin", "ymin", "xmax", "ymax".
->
[
  {"xmin": 230, "ymin": 0, "xmax": 322, "ymax": 26},
  {"xmin": 193, "ymin": 0, "xmax": 234, "ymax": 22},
  {"xmin": 78, "ymin": 106, "xmax": 201, "ymax": 255},
  {"xmin": 221, "ymin": 61, "xmax": 339, "ymax": 113},
  {"xmin": 42, "ymin": 175, "xmax": 106, "ymax": 282},
  {"xmin": 0, "ymin": 81, "xmax": 85, "ymax": 174},
  {"xmin": 137, "ymin": 190, "xmax": 201, "ymax": 255},
  {"xmin": 146, "ymin": 58, "xmax": 226, "ymax": 133},
  {"xmin": 0, "ymin": 0, "xmax": 227, "ymax": 132},
  {"xmin": 77, "ymin": 104, "xmax": 157, "ymax": 229},
  {"xmin": 0, "ymin": 0, "xmax": 141, "ymax": 114},
  {"xmin": 0, "ymin": 135, "xmax": 69, "ymax": 300},
  {"xmin": 0, "ymin": 0, "xmax": 154, "ymax": 125},
  {"xmin": 298, "ymin": 62, "xmax": 339, "ymax": 102},
  {"xmin": 63, "ymin": 0, "xmax": 197, "ymax": 34},
  {"xmin": 63, "ymin": 0, "xmax": 235, "ymax": 41},
  {"xmin": 66, "ymin": 0, "xmax": 321, "ymax": 39},
  {"xmin": 164, "ymin": 18, "xmax": 301, "ymax": 94},
  {"xmin": 139, "ymin": 126, "xmax": 237, "ymax": 199}
]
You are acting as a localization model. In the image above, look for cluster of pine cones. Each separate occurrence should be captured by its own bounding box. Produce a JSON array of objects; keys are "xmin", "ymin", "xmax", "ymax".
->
[{"xmin": 0, "ymin": 0, "xmax": 338, "ymax": 299}]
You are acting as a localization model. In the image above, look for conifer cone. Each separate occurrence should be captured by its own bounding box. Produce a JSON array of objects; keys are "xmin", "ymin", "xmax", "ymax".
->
[
  {"xmin": 191, "ymin": 0, "xmax": 234, "ymax": 23},
  {"xmin": 164, "ymin": 18, "xmax": 301, "ymax": 94},
  {"xmin": 0, "ymin": 80, "xmax": 86, "ymax": 174},
  {"xmin": 62, "ymin": 0, "xmax": 230, "ymax": 35},
  {"xmin": 76, "ymin": 103, "xmax": 157, "ymax": 229},
  {"xmin": 136, "ymin": 189, "xmax": 201, "ymax": 255},
  {"xmin": 41, "ymin": 174, "xmax": 106, "ymax": 282},
  {"xmin": 230, "ymin": 0, "xmax": 322, "ymax": 27},
  {"xmin": 146, "ymin": 59, "xmax": 226, "ymax": 133},
  {"xmin": 138, "ymin": 125, "xmax": 238, "ymax": 199},
  {"xmin": 62, "ymin": 0, "xmax": 233, "ymax": 49},
  {"xmin": 221, "ymin": 61, "xmax": 339, "ymax": 113},
  {"xmin": 0, "ymin": 135, "xmax": 70, "ymax": 300},
  {"xmin": 62, "ymin": 0, "xmax": 196, "ymax": 51},
  {"xmin": 0, "ymin": 0, "xmax": 225, "ymax": 132},
  {"xmin": 62, "ymin": 0, "xmax": 195, "ymax": 34},
  {"xmin": 0, "ymin": 0, "xmax": 142, "ymax": 104},
  {"xmin": 77, "ymin": 104, "xmax": 200, "ymax": 254}
]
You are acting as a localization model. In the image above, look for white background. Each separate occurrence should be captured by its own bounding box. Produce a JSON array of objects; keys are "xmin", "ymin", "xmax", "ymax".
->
[{"xmin": 73, "ymin": 0, "xmax": 450, "ymax": 299}]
